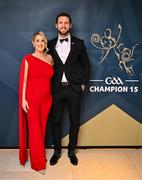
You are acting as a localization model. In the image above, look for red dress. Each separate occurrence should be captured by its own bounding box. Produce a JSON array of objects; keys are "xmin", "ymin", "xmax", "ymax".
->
[{"xmin": 19, "ymin": 54, "xmax": 54, "ymax": 171}]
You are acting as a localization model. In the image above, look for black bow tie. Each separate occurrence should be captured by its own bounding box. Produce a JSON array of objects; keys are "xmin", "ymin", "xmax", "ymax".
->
[{"xmin": 59, "ymin": 38, "xmax": 68, "ymax": 43}]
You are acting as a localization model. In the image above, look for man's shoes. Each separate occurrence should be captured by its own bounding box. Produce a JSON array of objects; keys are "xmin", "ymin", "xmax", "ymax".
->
[
  {"xmin": 68, "ymin": 153, "xmax": 78, "ymax": 165},
  {"xmin": 50, "ymin": 151, "xmax": 61, "ymax": 165}
]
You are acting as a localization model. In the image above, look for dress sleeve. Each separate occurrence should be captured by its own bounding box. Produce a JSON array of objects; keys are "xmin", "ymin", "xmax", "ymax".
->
[{"xmin": 19, "ymin": 57, "xmax": 28, "ymax": 165}]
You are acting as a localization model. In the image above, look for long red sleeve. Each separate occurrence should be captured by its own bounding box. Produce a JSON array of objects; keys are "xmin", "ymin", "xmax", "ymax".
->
[{"xmin": 19, "ymin": 58, "xmax": 28, "ymax": 165}]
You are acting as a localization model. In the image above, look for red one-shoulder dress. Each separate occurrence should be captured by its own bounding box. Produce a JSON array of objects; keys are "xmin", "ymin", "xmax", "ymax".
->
[{"xmin": 19, "ymin": 54, "xmax": 54, "ymax": 171}]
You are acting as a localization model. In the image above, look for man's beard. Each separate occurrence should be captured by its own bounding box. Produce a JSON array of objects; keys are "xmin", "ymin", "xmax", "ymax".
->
[{"xmin": 58, "ymin": 29, "xmax": 70, "ymax": 36}]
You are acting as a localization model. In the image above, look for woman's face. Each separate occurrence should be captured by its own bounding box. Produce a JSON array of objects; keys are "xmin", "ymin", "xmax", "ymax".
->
[{"xmin": 32, "ymin": 34, "xmax": 46, "ymax": 52}]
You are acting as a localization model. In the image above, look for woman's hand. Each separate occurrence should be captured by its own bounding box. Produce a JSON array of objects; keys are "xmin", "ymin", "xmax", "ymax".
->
[{"xmin": 22, "ymin": 99, "xmax": 29, "ymax": 113}]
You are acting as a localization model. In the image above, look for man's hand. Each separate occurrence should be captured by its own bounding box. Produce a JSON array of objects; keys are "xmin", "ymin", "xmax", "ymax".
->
[{"xmin": 81, "ymin": 85, "xmax": 86, "ymax": 91}]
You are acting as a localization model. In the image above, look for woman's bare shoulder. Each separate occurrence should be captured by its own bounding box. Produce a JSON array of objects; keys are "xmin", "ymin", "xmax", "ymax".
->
[{"xmin": 45, "ymin": 54, "xmax": 54, "ymax": 66}]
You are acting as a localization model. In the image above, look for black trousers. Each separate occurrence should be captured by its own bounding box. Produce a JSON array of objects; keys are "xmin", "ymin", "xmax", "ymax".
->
[{"xmin": 51, "ymin": 85, "xmax": 81, "ymax": 153}]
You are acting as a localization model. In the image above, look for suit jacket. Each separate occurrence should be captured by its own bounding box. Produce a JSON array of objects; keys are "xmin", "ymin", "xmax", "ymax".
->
[{"xmin": 48, "ymin": 36, "xmax": 90, "ymax": 93}]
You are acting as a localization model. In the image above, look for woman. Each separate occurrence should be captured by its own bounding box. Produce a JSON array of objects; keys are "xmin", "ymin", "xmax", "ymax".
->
[{"xmin": 19, "ymin": 31, "xmax": 54, "ymax": 174}]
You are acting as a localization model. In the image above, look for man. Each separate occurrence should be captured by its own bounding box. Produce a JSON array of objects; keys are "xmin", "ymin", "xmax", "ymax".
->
[{"xmin": 48, "ymin": 12, "xmax": 90, "ymax": 166}]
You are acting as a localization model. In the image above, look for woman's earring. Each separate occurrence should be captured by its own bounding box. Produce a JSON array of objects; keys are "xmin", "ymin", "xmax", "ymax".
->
[{"xmin": 44, "ymin": 47, "xmax": 49, "ymax": 54}]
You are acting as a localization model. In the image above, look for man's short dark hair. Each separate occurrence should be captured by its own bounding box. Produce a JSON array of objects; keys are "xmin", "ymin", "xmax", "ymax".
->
[{"xmin": 55, "ymin": 12, "xmax": 72, "ymax": 24}]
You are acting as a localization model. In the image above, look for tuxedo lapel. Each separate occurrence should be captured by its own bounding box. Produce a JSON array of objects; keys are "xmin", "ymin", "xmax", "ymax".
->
[
  {"xmin": 52, "ymin": 38, "xmax": 63, "ymax": 65},
  {"xmin": 64, "ymin": 37, "xmax": 75, "ymax": 65}
]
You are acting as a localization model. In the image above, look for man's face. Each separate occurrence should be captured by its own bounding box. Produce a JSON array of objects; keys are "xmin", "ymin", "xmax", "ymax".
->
[{"xmin": 55, "ymin": 16, "xmax": 72, "ymax": 36}]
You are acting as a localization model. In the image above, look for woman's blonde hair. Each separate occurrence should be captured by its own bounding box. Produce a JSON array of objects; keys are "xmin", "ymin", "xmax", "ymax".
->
[{"xmin": 32, "ymin": 31, "xmax": 48, "ymax": 45}]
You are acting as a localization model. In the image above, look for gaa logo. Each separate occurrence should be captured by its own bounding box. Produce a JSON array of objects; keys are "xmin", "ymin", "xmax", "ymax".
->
[{"xmin": 105, "ymin": 77, "xmax": 123, "ymax": 85}]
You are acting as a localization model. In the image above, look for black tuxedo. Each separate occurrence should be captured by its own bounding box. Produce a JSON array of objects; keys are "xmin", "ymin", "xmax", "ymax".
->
[
  {"xmin": 49, "ymin": 36, "xmax": 90, "ymax": 93},
  {"xmin": 48, "ymin": 36, "xmax": 90, "ymax": 152}
]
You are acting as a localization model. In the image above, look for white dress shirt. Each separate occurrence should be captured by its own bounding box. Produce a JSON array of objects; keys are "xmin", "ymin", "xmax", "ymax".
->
[{"xmin": 55, "ymin": 34, "xmax": 71, "ymax": 82}]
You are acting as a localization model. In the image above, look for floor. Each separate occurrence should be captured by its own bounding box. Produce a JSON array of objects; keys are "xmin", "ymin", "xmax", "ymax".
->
[{"xmin": 0, "ymin": 148, "xmax": 142, "ymax": 180}]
